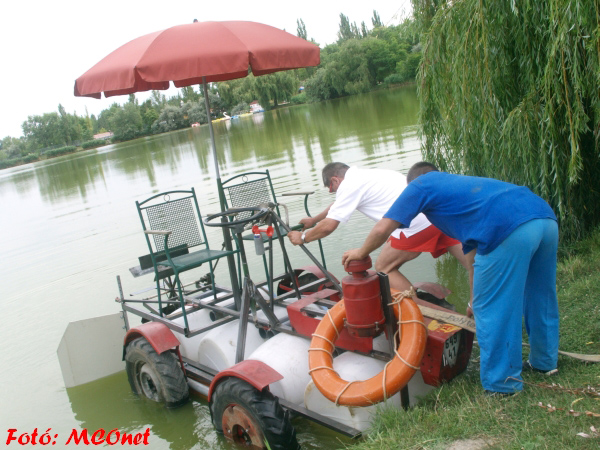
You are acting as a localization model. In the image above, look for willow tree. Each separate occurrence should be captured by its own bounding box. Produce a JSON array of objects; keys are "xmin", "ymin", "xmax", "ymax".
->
[{"xmin": 412, "ymin": 0, "xmax": 600, "ymax": 241}]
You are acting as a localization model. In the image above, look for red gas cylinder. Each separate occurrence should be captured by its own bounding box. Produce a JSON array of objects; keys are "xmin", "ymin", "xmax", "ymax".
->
[{"xmin": 342, "ymin": 256, "xmax": 385, "ymax": 338}]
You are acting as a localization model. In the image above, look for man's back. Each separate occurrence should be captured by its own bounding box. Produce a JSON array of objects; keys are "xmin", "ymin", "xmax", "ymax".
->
[{"xmin": 328, "ymin": 167, "xmax": 429, "ymax": 236}]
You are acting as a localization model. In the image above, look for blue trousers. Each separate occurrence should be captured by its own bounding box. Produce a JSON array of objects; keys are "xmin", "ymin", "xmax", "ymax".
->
[{"xmin": 473, "ymin": 218, "xmax": 559, "ymax": 392}]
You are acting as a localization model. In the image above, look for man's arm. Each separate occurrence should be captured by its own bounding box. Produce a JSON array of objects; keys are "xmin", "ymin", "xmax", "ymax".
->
[
  {"xmin": 298, "ymin": 203, "xmax": 333, "ymax": 230},
  {"xmin": 342, "ymin": 218, "xmax": 401, "ymax": 267},
  {"xmin": 288, "ymin": 218, "xmax": 339, "ymax": 245}
]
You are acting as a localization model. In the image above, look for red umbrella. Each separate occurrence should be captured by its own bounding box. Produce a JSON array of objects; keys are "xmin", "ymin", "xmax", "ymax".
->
[
  {"xmin": 75, "ymin": 21, "xmax": 319, "ymax": 98},
  {"xmin": 74, "ymin": 20, "xmax": 320, "ymax": 183}
]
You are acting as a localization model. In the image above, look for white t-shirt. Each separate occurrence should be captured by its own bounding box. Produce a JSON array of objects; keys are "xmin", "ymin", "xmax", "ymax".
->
[{"xmin": 326, "ymin": 167, "xmax": 431, "ymax": 238}]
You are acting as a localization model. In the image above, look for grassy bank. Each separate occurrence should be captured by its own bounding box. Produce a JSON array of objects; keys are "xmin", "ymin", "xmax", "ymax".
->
[{"xmin": 350, "ymin": 229, "xmax": 600, "ymax": 449}]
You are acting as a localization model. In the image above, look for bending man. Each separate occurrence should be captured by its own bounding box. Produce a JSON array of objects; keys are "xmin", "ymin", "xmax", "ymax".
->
[
  {"xmin": 342, "ymin": 162, "xmax": 559, "ymax": 395},
  {"xmin": 287, "ymin": 162, "xmax": 473, "ymax": 292}
]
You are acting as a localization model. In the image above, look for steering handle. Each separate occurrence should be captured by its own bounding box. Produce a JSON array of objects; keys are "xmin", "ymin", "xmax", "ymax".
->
[{"xmin": 204, "ymin": 207, "xmax": 269, "ymax": 228}]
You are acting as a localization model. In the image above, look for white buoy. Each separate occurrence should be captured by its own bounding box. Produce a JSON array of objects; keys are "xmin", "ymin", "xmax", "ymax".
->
[
  {"xmin": 169, "ymin": 303, "xmax": 225, "ymax": 360},
  {"xmin": 197, "ymin": 305, "xmax": 289, "ymax": 371},
  {"xmin": 304, "ymin": 345, "xmax": 434, "ymax": 432},
  {"xmin": 247, "ymin": 333, "xmax": 311, "ymax": 404}
]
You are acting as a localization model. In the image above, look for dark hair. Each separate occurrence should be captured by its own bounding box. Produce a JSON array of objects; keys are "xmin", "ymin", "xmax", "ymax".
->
[
  {"xmin": 322, "ymin": 162, "xmax": 350, "ymax": 187},
  {"xmin": 407, "ymin": 162, "xmax": 438, "ymax": 182}
]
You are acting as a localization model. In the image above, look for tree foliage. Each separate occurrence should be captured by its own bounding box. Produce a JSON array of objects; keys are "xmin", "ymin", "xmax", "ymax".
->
[
  {"xmin": 305, "ymin": 19, "xmax": 422, "ymax": 102},
  {"xmin": 412, "ymin": 0, "xmax": 600, "ymax": 241},
  {"xmin": 297, "ymin": 19, "xmax": 307, "ymax": 40},
  {"xmin": 372, "ymin": 10, "xmax": 383, "ymax": 28}
]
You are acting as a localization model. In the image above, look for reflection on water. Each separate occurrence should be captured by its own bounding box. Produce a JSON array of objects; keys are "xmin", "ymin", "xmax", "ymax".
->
[{"xmin": 0, "ymin": 86, "xmax": 468, "ymax": 449}]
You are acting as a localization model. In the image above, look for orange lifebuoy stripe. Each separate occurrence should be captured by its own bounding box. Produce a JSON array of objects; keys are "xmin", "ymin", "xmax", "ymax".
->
[{"xmin": 308, "ymin": 290, "xmax": 427, "ymax": 407}]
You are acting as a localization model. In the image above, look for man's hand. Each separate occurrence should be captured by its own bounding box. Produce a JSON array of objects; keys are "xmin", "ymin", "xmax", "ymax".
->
[
  {"xmin": 288, "ymin": 230, "xmax": 304, "ymax": 246},
  {"xmin": 466, "ymin": 303, "xmax": 474, "ymax": 319},
  {"xmin": 342, "ymin": 248, "xmax": 367, "ymax": 269},
  {"xmin": 299, "ymin": 217, "xmax": 317, "ymax": 230}
]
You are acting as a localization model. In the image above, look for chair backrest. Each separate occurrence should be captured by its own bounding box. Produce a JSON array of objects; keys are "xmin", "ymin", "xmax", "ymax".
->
[
  {"xmin": 136, "ymin": 188, "xmax": 209, "ymax": 255},
  {"xmin": 219, "ymin": 170, "xmax": 281, "ymax": 221}
]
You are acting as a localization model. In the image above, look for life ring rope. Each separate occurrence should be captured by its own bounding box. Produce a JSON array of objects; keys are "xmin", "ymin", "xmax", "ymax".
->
[{"xmin": 308, "ymin": 288, "xmax": 428, "ymax": 407}]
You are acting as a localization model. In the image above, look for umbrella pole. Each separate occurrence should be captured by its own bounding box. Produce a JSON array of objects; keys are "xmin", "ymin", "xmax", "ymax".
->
[
  {"xmin": 202, "ymin": 77, "xmax": 221, "ymax": 183},
  {"xmin": 202, "ymin": 77, "xmax": 242, "ymax": 310}
]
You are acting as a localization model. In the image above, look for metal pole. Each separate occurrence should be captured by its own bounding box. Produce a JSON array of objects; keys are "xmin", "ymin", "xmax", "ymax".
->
[
  {"xmin": 202, "ymin": 77, "xmax": 220, "ymax": 181},
  {"xmin": 378, "ymin": 272, "xmax": 410, "ymax": 410},
  {"xmin": 274, "ymin": 214, "xmax": 342, "ymax": 294},
  {"xmin": 202, "ymin": 77, "xmax": 242, "ymax": 309}
]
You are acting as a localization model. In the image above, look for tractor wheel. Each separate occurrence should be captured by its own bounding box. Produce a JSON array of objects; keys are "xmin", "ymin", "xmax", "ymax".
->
[
  {"xmin": 125, "ymin": 337, "xmax": 189, "ymax": 408},
  {"xmin": 210, "ymin": 377, "xmax": 299, "ymax": 450}
]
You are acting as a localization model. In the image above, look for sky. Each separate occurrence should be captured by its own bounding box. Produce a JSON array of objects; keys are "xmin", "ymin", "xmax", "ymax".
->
[{"xmin": 0, "ymin": 1, "xmax": 412, "ymax": 139}]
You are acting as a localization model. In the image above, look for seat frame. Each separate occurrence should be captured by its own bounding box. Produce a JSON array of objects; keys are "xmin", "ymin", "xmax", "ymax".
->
[
  {"xmin": 136, "ymin": 188, "xmax": 237, "ymax": 330},
  {"xmin": 218, "ymin": 170, "xmax": 326, "ymax": 296}
]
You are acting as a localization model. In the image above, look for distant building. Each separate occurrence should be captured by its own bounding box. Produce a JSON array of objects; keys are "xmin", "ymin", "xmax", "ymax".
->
[{"xmin": 93, "ymin": 131, "xmax": 114, "ymax": 140}]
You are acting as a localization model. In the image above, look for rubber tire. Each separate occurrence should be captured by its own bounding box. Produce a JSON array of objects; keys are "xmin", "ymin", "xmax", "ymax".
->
[
  {"xmin": 210, "ymin": 377, "xmax": 300, "ymax": 450},
  {"xmin": 125, "ymin": 337, "xmax": 189, "ymax": 408}
]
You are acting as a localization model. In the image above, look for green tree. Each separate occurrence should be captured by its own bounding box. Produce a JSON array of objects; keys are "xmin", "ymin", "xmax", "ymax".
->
[
  {"xmin": 57, "ymin": 104, "xmax": 81, "ymax": 145},
  {"xmin": 412, "ymin": 0, "xmax": 600, "ymax": 241},
  {"xmin": 254, "ymin": 72, "xmax": 297, "ymax": 109},
  {"xmin": 79, "ymin": 117, "xmax": 93, "ymax": 141},
  {"xmin": 97, "ymin": 103, "xmax": 121, "ymax": 132},
  {"xmin": 22, "ymin": 112, "xmax": 62, "ymax": 149},
  {"xmin": 188, "ymin": 103, "xmax": 208, "ymax": 124},
  {"xmin": 297, "ymin": 18, "xmax": 307, "ymax": 40},
  {"xmin": 361, "ymin": 21, "xmax": 369, "ymax": 38},
  {"xmin": 150, "ymin": 90, "xmax": 167, "ymax": 111},
  {"xmin": 1, "ymin": 136, "xmax": 27, "ymax": 159},
  {"xmin": 372, "ymin": 10, "xmax": 383, "ymax": 28},
  {"xmin": 152, "ymin": 105, "xmax": 186, "ymax": 133},
  {"xmin": 218, "ymin": 76, "xmax": 256, "ymax": 111},
  {"xmin": 337, "ymin": 13, "xmax": 357, "ymax": 42},
  {"xmin": 142, "ymin": 108, "xmax": 159, "ymax": 131},
  {"xmin": 181, "ymin": 86, "xmax": 200, "ymax": 103},
  {"xmin": 110, "ymin": 103, "xmax": 143, "ymax": 141}
]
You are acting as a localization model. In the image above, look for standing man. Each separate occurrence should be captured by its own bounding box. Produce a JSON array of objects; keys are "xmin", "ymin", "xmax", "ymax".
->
[
  {"xmin": 342, "ymin": 162, "xmax": 559, "ymax": 395},
  {"xmin": 287, "ymin": 162, "xmax": 473, "ymax": 292}
]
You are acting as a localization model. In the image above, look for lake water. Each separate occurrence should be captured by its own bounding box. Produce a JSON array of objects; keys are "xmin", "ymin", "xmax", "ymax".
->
[{"xmin": 0, "ymin": 86, "xmax": 468, "ymax": 449}]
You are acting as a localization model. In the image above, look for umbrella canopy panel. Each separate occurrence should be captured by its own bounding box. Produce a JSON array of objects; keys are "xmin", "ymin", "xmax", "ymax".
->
[{"xmin": 75, "ymin": 21, "xmax": 320, "ymax": 99}]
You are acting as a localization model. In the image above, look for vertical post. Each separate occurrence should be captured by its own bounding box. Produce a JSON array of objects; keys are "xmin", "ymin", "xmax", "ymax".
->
[
  {"xmin": 202, "ymin": 77, "xmax": 220, "ymax": 181},
  {"xmin": 202, "ymin": 77, "xmax": 242, "ymax": 309},
  {"xmin": 235, "ymin": 278, "xmax": 252, "ymax": 364},
  {"xmin": 378, "ymin": 272, "xmax": 410, "ymax": 410},
  {"xmin": 117, "ymin": 275, "xmax": 130, "ymax": 331}
]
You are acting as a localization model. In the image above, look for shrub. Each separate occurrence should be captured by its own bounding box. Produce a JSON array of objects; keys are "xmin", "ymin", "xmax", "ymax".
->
[
  {"xmin": 290, "ymin": 93, "xmax": 307, "ymax": 105},
  {"xmin": 81, "ymin": 139, "xmax": 108, "ymax": 149},
  {"xmin": 44, "ymin": 146, "xmax": 77, "ymax": 157},
  {"xmin": 383, "ymin": 73, "xmax": 408, "ymax": 85},
  {"xmin": 21, "ymin": 153, "xmax": 39, "ymax": 163}
]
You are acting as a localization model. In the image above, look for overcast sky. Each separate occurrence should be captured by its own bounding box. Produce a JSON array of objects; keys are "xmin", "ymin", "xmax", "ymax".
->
[{"xmin": 0, "ymin": 1, "xmax": 412, "ymax": 139}]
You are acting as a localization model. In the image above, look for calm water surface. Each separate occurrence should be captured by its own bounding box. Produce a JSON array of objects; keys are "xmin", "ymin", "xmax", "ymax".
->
[{"xmin": 0, "ymin": 87, "xmax": 468, "ymax": 449}]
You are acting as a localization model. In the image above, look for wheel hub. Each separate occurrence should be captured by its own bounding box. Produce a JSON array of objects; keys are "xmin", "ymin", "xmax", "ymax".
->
[
  {"xmin": 222, "ymin": 404, "xmax": 266, "ymax": 448},
  {"xmin": 139, "ymin": 364, "xmax": 162, "ymax": 402}
]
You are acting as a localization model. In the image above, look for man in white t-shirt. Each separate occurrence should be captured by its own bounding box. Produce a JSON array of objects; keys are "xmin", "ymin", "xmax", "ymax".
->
[{"xmin": 287, "ymin": 162, "xmax": 473, "ymax": 292}]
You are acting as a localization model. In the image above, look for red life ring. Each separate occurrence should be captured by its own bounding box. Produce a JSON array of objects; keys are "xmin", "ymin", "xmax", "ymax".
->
[{"xmin": 308, "ymin": 290, "xmax": 427, "ymax": 406}]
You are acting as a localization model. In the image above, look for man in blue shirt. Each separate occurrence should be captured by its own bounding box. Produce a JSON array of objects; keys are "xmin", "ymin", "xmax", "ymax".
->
[{"xmin": 342, "ymin": 162, "xmax": 559, "ymax": 395}]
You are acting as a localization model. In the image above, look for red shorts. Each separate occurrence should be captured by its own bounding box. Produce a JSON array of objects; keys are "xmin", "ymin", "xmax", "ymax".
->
[{"xmin": 387, "ymin": 225, "xmax": 460, "ymax": 258}]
